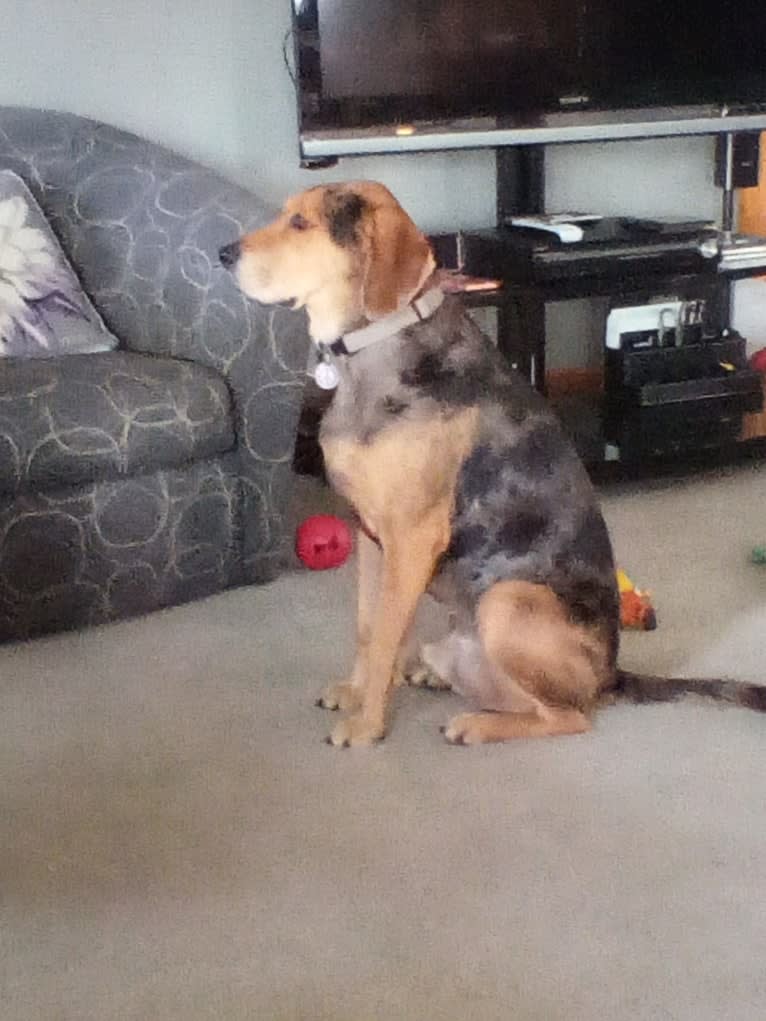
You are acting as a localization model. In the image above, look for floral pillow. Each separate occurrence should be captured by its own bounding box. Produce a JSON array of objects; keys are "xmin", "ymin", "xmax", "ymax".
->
[{"xmin": 0, "ymin": 170, "xmax": 118, "ymax": 358}]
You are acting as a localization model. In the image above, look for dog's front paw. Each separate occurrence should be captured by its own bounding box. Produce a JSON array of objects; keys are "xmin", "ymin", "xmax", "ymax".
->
[
  {"xmin": 327, "ymin": 713, "xmax": 386, "ymax": 748},
  {"xmin": 315, "ymin": 682, "xmax": 364, "ymax": 712}
]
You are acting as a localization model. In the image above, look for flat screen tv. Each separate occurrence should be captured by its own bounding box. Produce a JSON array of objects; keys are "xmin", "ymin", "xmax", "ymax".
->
[{"xmin": 291, "ymin": 0, "xmax": 766, "ymax": 161}]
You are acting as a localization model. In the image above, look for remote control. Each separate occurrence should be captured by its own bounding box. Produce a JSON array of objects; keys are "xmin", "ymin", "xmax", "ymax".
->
[{"xmin": 509, "ymin": 217, "xmax": 585, "ymax": 243}]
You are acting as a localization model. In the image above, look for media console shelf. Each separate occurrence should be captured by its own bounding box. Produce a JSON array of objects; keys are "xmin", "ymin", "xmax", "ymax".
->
[{"xmin": 430, "ymin": 141, "xmax": 766, "ymax": 474}]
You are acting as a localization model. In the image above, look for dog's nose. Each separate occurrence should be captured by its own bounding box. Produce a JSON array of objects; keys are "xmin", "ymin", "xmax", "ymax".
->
[{"xmin": 219, "ymin": 240, "xmax": 241, "ymax": 269}]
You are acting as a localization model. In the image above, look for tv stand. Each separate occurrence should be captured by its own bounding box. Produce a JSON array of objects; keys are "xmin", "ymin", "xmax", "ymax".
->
[
  {"xmin": 432, "ymin": 216, "xmax": 734, "ymax": 385},
  {"xmin": 430, "ymin": 139, "xmax": 766, "ymax": 471},
  {"xmin": 496, "ymin": 146, "xmax": 546, "ymax": 220}
]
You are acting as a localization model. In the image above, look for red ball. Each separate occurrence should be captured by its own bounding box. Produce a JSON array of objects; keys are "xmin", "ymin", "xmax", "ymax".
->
[
  {"xmin": 750, "ymin": 347, "xmax": 766, "ymax": 374},
  {"xmin": 295, "ymin": 515, "xmax": 353, "ymax": 570}
]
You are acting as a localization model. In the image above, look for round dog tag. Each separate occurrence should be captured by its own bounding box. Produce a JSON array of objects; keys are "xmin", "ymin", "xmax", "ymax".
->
[{"xmin": 314, "ymin": 359, "xmax": 340, "ymax": 390}]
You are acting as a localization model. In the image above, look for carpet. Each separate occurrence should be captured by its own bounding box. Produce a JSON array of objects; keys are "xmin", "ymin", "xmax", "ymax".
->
[{"xmin": 1, "ymin": 462, "xmax": 765, "ymax": 1020}]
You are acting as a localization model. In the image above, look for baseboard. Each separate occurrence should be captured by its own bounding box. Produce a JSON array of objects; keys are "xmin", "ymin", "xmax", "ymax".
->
[
  {"xmin": 741, "ymin": 379, "xmax": 766, "ymax": 440},
  {"xmin": 545, "ymin": 368, "xmax": 604, "ymax": 399}
]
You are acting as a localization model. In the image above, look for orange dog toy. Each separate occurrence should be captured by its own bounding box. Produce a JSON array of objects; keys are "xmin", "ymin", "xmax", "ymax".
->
[{"xmin": 617, "ymin": 569, "xmax": 657, "ymax": 630}]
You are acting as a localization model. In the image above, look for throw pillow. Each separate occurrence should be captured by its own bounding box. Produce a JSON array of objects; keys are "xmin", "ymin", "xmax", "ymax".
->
[{"xmin": 0, "ymin": 169, "xmax": 118, "ymax": 358}]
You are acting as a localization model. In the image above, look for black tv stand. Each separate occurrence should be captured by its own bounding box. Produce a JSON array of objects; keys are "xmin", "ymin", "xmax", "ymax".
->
[
  {"xmin": 496, "ymin": 146, "xmax": 546, "ymax": 220},
  {"xmin": 429, "ymin": 140, "xmax": 766, "ymax": 471},
  {"xmin": 432, "ymin": 216, "xmax": 734, "ymax": 385}
]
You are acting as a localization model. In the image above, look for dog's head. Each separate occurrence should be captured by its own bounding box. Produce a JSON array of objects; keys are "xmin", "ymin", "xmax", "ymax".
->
[{"xmin": 219, "ymin": 182, "xmax": 435, "ymax": 342}]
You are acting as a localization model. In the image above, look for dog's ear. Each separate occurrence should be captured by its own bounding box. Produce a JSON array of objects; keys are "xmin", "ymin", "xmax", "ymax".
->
[{"xmin": 361, "ymin": 200, "xmax": 435, "ymax": 319}]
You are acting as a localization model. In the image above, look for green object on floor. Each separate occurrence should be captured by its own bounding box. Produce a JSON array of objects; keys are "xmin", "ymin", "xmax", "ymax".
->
[{"xmin": 751, "ymin": 545, "xmax": 766, "ymax": 565}]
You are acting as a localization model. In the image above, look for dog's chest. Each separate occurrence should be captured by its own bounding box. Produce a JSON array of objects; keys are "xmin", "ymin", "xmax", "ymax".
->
[
  {"xmin": 319, "ymin": 345, "xmax": 413, "ymax": 447},
  {"xmin": 320, "ymin": 405, "xmax": 479, "ymax": 541}
]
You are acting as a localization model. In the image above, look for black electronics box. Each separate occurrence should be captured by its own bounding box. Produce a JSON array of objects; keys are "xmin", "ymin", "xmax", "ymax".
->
[
  {"xmin": 605, "ymin": 332, "xmax": 763, "ymax": 458},
  {"xmin": 456, "ymin": 218, "xmax": 717, "ymax": 283}
]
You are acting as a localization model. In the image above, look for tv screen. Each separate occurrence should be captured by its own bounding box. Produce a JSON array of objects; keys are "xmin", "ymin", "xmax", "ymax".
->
[
  {"xmin": 587, "ymin": 0, "xmax": 766, "ymax": 108},
  {"xmin": 316, "ymin": 0, "xmax": 580, "ymax": 115},
  {"xmin": 293, "ymin": 0, "xmax": 766, "ymax": 158}
]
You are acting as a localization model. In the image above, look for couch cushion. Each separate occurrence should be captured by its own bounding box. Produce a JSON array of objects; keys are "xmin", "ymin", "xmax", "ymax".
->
[
  {"xmin": 0, "ymin": 351, "xmax": 234, "ymax": 494},
  {"xmin": 0, "ymin": 170, "xmax": 119, "ymax": 358}
]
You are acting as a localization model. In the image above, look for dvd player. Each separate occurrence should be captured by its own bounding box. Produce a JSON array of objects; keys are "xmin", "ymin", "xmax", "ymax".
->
[{"xmin": 459, "ymin": 217, "xmax": 720, "ymax": 283}]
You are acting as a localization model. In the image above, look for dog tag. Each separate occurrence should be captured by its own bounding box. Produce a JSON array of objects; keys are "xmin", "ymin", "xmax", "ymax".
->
[{"xmin": 314, "ymin": 348, "xmax": 340, "ymax": 390}]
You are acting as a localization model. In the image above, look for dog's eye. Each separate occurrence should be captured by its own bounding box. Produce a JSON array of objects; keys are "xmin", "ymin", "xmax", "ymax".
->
[{"xmin": 289, "ymin": 213, "xmax": 310, "ymax": 231}]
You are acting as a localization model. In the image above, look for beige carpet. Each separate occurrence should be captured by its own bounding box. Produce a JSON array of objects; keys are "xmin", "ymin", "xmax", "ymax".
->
[{"xmin": 2, "ymin": 462, "xmax": 765, "ymax": 1020}]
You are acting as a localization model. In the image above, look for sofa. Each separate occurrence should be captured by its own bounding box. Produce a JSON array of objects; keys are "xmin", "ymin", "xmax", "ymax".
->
[{"xmin": 0, "ymin": 108, "xmax": 310, "ymax": 642}]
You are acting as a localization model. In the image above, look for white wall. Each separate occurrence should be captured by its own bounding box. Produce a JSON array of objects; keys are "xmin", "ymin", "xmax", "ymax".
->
[
  {"xmin": 2, "ymin": 0, "xmax": 763, "ymax": 346},
  {"xmin": 0, "ymin": 0, "xmax": 496, "ymax": 230}
]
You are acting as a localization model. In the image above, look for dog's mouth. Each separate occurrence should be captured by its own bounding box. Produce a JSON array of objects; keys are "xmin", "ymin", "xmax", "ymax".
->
[{"xmin": 250, "ymin": 295, "xmax": 299, "ymax": 311}]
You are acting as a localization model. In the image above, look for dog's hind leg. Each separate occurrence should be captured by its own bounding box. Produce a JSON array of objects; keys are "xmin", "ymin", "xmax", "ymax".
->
[
  {"xmin": 406, "ymin": 644, "xmax": 455, "ymax": 690},
  {"xmin": 402, "ymin": 618, "xmax": 459, "ymax": 691},
  {"xmin": 443, "ymin": 580, "xmax": 611, "ymax": 745}
]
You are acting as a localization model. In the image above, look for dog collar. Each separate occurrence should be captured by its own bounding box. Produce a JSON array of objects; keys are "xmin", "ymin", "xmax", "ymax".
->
[
  {"xmin": 313, "ymin": 284, "xmax": 445, "ymax": 390},
  {"xmin": 329, "ymin": 284, "xmax": 445, "ymax": 357}
]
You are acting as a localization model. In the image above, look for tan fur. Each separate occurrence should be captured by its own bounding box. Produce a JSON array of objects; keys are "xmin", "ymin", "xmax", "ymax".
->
[
  {"xmin": 319, "ymin": 411, "xmax": 479, "ymax": 746},
  {"xmin": 234, "ymin": 181, "xmax": 435, "ymax": 343},
  {"xmin": 321, "ymin": 414, "xmax": 609, "ymax": 747},
  {"xmin": 316, "ymin": 529, "xmax": 381, "ymax": 714},
  {"xmin": 441, "ymin": 581, "xmax": 605, "ymax": 745},
  {"xmin": 443, "ymin": 707, "xmax": 590, "ymax": 745},
  {"xmin": 356, "ymin": 189, "xmax": 435, "ymax": 317},
  {"xmin": 234, "ymin": 181, "xmax": 614, "ymax": 747},
  {"xmin": 477, "ymin": 581, "xmax": 612, "ymax": 709}
]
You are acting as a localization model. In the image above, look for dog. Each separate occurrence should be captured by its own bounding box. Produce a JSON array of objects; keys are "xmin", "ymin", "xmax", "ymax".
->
[{"xmin": 220, "ymin": 181, "xmax": 766, "ymax": 747}]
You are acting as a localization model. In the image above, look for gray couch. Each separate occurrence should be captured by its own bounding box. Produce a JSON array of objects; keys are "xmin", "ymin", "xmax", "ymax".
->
[{"xmin": 0, "ymin": 108, "xmax": 309, "ymax": 642}]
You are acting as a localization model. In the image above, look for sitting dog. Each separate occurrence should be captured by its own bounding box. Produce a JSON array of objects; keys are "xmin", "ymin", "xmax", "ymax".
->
[{"xmin": 220, "ymin": 181, "xmax": 765, "ymax": 747}]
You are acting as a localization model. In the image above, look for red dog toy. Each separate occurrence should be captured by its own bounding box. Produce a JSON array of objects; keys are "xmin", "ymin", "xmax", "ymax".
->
[
  {"xmin": 295, "ymin": 515, "xmax": 353, "ymax": 570},
  {"xmin": 750, "ymin": 347, "xmax": 766, "ymax": 374}
]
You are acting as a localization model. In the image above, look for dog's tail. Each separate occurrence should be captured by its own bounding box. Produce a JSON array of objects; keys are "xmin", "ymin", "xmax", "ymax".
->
[{"xmin": 613, "ymin": 670, "xmax": 766, "ymax": 712}]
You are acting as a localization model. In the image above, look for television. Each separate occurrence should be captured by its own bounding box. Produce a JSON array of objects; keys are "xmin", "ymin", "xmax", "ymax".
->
[{"xmin": 291, "ymin": 0, "xmax": 766, "ymax": 162}]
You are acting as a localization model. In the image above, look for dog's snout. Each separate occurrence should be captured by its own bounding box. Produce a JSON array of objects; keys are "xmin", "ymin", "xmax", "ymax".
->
[{"xmin": 219, "ymin": 240, "xmax": 241, "ymax": 269}]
